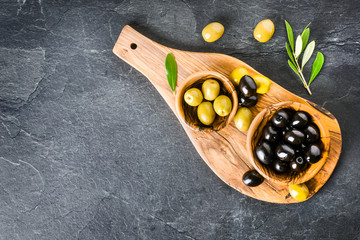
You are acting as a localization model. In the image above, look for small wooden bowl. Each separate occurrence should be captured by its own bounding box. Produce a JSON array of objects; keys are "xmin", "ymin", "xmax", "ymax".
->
[
  {"xmin": 247, "ymin": 101, "xmax": 330, "ymax": 185},
  {"xmin": 176, "ymin": 71, "xmax": 238, "ymax": 132}
]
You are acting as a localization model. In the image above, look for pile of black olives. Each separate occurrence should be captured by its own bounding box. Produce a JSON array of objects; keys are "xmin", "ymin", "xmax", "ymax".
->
[
  {"xmin": 238, "ymin": 75, "xmax": 258, "ymax": 108},
  {"xmin": 255, "ymin": 108, "xmax": 323, "ymax": 174}
]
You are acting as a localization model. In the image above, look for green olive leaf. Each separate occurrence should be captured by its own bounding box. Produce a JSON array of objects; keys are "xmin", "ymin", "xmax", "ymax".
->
[
  {"xmin": 165, "ymin": 53, "xmax": 177, "ymax": 93},
  {"xmin": 285, "ymin": 20, "xmax": 294, "ymax": 52},
  {"xmin": 301, "ymin": 28, "xmax": 310, "ymax": 52},
  {"xmin": 309, "ymin": 52, "xmax": 324, "ymax": 86},
  {"xmin": 286, "ymin": 42, "xmax": 295, "ymax": 65},
  {"xmin": 288, "ymin": 60, "xmax": 300, "ymax": 76},
  {"xmin": 294, "ymin": 35, "xmax": 303, "ymax": 59},
  {"xmin": 301, "ymin": 40, "xmax": 315, "ymax": 69},
  {"xmin": 284, "ymin": 20, "xmax": 325, "ymax": 95},
  {"xmin": 303, "ymin": 22, "xmax": 311, "ymax": 31},
  {"xmin": 288, "ymin": 60, "xmax": 306, "ymax": 88}
]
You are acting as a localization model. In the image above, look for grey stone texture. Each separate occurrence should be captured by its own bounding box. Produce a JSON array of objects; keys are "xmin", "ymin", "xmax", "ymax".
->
[{"xmin": 0, "ymin": 0, "xmax": 359, "ymax": 239}]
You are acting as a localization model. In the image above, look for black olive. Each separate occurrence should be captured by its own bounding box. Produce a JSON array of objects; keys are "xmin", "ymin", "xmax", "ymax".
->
[
  {"xmin": 284, "ymin": 129, "xmax": 305, "ymax": 145},
  {"xmin": 290, "ymin": 156, "xmax": 307, "ymax": 172},
  {"xmin": 281, "ymin": 126, "xmax": 291, "ymax": 137},
  {"xmin": 290, "ymin": 111, "xmax": 309, "ymax": 129},
  {"xmin": 271, "ymin": 109, "xmax": 291, "ymax": 128},
  {"xmin": 256, "ymin": 108, "xmax": 324, "ymax": 174},
  {"xmin": 301, "ymin": 143, "xmax": 307, "ymax": 150},
  {"xmin": 275, "ymin": 144, "xmax": 295, "ymax": 162},
  {"xmin": 272, "ymin": 159, "xmax": 289, "ymax": 173},
  {"xmin": 262, "ymin": 125, "xmax": 281, "ymax": 143},
  {"xmin": 284, "ymin": 108, "xmax": 296, "ymax": 118},
  {"xmin": 239, "ymin": 92, "xmax": 258, "ymax": 107},
  {"xmin": 295, "ymin": 143, "xmax": 307, "ymax": 155},
  {"xmin": 305, "ymin": 143, "xmax": 322, "ymax": 164},
  {"xmin": 242, "ymin": 170, "xmax": 264, "ymax": 187},
  {"xmin": 304, "ymin": 123, "xmax": 320, "ymax": 143},
  {"xmin": 239, "ymin": 75, "xmax": 257, "ymax": 97},
  {"xmin": 255, "ymin": 141, "xmax": 274, "ymax": 165}
]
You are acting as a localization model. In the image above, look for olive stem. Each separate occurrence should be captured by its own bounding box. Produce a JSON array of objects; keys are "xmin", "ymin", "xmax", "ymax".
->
[
  {"xmin": 298, "ymin": 70, "xmax": 312, "ymax": 95},
  {"xmin": 292, "ymin": 51, "xmax": 312, "ymax": 95}
]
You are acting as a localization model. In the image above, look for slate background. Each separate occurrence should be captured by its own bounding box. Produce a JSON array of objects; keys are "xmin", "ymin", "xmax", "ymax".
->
[{"xmin": 0, "ymin": 0, "xmax": 359, "ymax": 239}]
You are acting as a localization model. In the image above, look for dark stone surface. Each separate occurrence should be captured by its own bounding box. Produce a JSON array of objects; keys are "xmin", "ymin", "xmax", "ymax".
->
[{"xmin": 0, "ymin": 0, "xmax": 359, "ymax": 239}]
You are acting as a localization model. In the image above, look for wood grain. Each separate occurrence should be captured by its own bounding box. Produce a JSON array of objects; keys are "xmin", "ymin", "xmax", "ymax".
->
[{"xmin": 112, "ymin": 25, "xmax": 342, "ymax": 203}]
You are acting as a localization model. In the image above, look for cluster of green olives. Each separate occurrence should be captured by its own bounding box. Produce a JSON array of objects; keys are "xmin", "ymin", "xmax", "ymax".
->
[
  {"xmin": 255, "ymin": 108, "xmax": 323, "ymax": 175},
  {"xmin": 184, "ymin": 79, "xmax": 232, "ymax": 126}
]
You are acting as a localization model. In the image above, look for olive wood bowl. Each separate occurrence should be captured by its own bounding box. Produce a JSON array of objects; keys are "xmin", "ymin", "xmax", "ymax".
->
[
  {"xmin": 175, "ymin": 71, "xmax": 238, "ymax": 132},
  {"xmin": 247, "ymin": 101, "xmax": 330, "ymax": 185}
]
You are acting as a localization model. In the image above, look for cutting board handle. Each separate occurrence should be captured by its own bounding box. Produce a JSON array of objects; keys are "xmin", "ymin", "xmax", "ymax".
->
[
  {"xmin": 113, "ymin": 25, "xmax": 180, "ymax": 105},
  {"xmin": 112, "ymin": 26, "xmax": 169, "ymax": 83}
]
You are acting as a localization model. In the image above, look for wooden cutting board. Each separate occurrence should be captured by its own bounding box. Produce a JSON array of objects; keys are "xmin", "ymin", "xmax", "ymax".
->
[{"xmin": 113, "ymin": 25, "xmax": 342, "ymax": 203}]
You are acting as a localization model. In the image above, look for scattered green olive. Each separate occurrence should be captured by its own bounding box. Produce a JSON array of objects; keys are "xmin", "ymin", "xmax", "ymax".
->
[
  {"xmin": 253, "ymin": 19, "xmax": 275, "ymax": 43},
  {"xmin": 230, "ymin": 67, "xmax": 249, "ymax": 86},
  {"xmin": 289, "ymin": 183, "xmax": 309, "ymax": 201},
  {"xmin": 202, "ymin": 79, "xmax": 220, "ymax": 101},
  {"xmin": 202, "ymin": 22, "xmax": 224, "ymax": 42},
  {"xmin": 253, "ymin": 75, "xmax": 271, "ymax": 94},
  {"xmin": 213, "ymin": 95, "xmax": 232, "ymax": 117},
  {"xmin": 197, "ymin": 101, "xmax": 216, "ymax": 126},
  {"xmin": 234, "ymin": 107, "xmax": 253, "ymax": 132},
  {"xmin": 184, "ymin": 88, "xmax": 203, "ymax": 106}
]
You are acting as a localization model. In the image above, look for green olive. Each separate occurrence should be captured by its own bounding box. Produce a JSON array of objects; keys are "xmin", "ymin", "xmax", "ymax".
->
[
  {"xmin": 289, "ymin": 183, "xmax": 309, "ymax": 201},
  {"xmin": 253, "ymin": 75, "xmax": 271, "ymax": 94},
  {"xmin": 184, "ymin": 88, "xmax": 203, "ymax": 106},
  {"xmin": 234, "ymin": 107, "xmax": 253, "ymax": 132},
  {"xmin": 202, "ymin": 79, "xmax": 220, "ymax": 101},
  {"xmin": 253, "ymin": 19, "xmax": 275, "ymax": 43},
  {"xmin": 202, "ymin": 22, "xmax": 224, "ymax": 42},
  {"xmin": 213, "ymin": 95, "xmax": 232, "ymax": 117},
  {"xmin": 230, "ymin": 67, "xmax": 249, "ymax": 86},
  {"xmin": 197, "ymin": 102, "xmax": 216, "ymax": 125}
]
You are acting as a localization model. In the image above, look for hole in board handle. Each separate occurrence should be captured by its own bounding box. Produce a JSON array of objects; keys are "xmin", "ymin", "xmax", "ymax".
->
[{"xmin": 130, "ymin": 43, "xmax": 137, "ymax": 50}]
